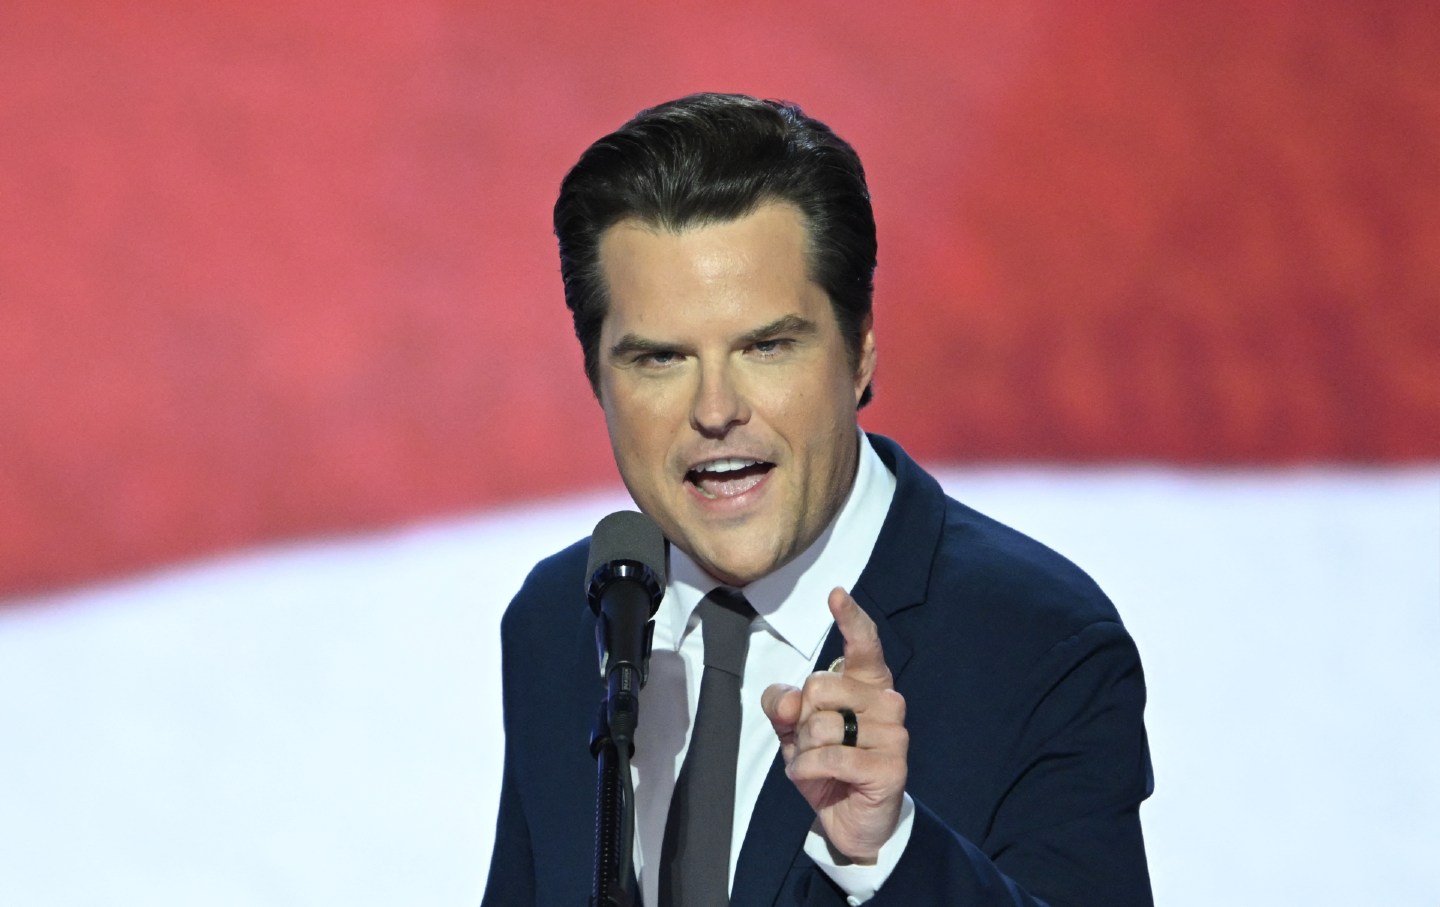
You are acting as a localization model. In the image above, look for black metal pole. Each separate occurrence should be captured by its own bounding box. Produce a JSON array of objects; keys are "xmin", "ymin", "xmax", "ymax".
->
[{"xmin": 590, "ymin": 700, "xmax": 632, "ymax": 907}]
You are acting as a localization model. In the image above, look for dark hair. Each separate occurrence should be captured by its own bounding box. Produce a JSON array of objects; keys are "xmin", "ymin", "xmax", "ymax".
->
[{"xmin": 554, "ymin": 92, "xmax": 877, "ymax": 406}]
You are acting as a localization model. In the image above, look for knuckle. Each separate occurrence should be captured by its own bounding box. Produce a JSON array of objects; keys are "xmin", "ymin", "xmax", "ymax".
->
[
  {"xmin": 799, "ymin": 671, "xmax": 831, "ymax": 698},
  {"xmin": 866, "ymin": 688, "xmax": 900, "ymax": 717},
  {"xmin": 796, "ymin": 716, "xmax": 824, "ymax": 750},
  {"xmin": 852, "ymin": 628, "xmax": 880, "ymax": 656},
  {"xmin": 868, "ymin": 724, "xmax": 905, "ymax": 752},
  {"xmin": 884, "ymin": 689, "xmax": 907, "ymax": 722}
]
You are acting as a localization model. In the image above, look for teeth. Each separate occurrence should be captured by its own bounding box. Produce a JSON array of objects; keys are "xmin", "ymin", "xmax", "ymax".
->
[{"xmin": 694, "ymin": 458, "xmax": 760, "ymax": 474}]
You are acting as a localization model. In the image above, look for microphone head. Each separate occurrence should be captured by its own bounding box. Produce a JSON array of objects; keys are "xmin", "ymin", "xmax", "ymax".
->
[{"xmin": 586, "ymin": 510, "xmax": 667, "ymax": 614}]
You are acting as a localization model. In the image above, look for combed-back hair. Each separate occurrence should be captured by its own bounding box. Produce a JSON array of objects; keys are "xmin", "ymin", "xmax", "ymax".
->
[{"xmin": 553, "ymin": 92, "xmax": 877, "ymax": 406}]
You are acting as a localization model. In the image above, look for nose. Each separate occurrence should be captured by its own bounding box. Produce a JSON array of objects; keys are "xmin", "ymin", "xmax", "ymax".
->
[{"xmin": 689, "ymin": 359, "xmax": 749, "ymax": 437}]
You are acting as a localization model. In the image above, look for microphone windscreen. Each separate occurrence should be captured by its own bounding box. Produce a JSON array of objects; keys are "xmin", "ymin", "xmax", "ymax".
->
[{"xmin": 587, "ymin": 510, "xmax": 668, "ymax": 590}]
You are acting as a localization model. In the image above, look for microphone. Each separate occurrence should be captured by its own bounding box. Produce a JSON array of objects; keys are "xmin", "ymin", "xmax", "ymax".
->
[{"xmin": 586, "ymin": 510, "xmax": 667, "ymax": 744}]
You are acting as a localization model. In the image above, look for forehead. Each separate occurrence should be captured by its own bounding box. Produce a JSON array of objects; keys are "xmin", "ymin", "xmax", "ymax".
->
[{"xmin": 596, "ymin": 203, "xmax": 823, "ymax": 333}]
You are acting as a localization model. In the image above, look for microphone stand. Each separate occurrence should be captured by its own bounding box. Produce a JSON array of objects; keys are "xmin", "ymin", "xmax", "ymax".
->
[
  {"xmin": 589, "ymin": 669, "xmax": 637, "ymax": 907},
  {"xmin": 585, "ymin": 522, "xmax": 663, "ymax": 907}
]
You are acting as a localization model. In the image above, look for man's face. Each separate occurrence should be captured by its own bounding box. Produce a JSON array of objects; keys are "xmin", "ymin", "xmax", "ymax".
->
[{"xmin": 595, "ymin": 202, "xmax": 875, "ymax": 587}]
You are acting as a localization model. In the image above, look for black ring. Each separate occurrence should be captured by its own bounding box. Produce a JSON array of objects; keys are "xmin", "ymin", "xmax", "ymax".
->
[{"xmin": 839, "ymin": 708, "xmax": 859, "ymax": 747}]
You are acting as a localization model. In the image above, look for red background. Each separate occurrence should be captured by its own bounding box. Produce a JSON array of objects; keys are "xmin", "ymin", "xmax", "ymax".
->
[{"xmin": 2, "ymin": 1, "xmax": 1437, "ymax": 598}]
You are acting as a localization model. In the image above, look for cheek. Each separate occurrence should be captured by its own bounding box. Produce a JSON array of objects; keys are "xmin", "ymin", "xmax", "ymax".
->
[{"xmin": 605, "ymin": 393, "xmax": 674, "ymax": 470}]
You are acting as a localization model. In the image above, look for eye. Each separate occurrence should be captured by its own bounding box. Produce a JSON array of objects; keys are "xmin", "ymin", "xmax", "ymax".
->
[
  {"xmin": 750, "ymin": 338, "xmax": 793, "ymax": 357},
  {"xmin": 636, "ymin": 350, "xmax": 681, "ymax": 368}
]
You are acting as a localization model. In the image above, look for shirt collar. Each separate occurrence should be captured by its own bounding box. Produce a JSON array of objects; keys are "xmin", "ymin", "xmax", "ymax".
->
[{"xmin": 661, "ymin": 431, "xmax": 897, "ymax": 660}]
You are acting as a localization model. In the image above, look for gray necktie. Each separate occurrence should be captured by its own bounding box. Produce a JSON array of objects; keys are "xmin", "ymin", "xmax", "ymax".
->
[{"xmin": 658, "ymin": 589, "xmax": 757, "ymax": 907}]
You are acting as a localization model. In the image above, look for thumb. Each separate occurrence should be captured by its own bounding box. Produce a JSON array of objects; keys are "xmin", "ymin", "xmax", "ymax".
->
[{"xmin": 761, "ymin": 682, "xmax": 801, "ymax": 730}]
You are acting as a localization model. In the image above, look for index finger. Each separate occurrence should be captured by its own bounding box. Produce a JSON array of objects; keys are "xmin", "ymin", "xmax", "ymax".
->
[{"xmin": 828, "ymin": 587, "xmax": 892, "ymax": 688}]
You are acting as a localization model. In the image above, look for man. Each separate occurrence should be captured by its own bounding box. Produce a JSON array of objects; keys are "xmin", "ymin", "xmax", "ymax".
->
[{"xmin": 482, "ymin": 93, "xmax": 1153, "ymax": 906}]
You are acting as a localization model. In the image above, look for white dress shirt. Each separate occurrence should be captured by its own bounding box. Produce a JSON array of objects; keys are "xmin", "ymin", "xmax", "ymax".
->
[{"xmin": 630, "ymin": 432, "xmax": 913, "ymax": 905}]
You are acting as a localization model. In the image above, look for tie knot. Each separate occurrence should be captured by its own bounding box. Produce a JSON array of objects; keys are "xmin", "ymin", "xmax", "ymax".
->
[{"xmin": 698, "ymin": 589, "xmax": 756, "ymax": 677}]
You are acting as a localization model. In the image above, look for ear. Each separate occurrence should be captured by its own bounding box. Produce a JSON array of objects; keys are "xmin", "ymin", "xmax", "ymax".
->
[{"xmin": 853, "ymin": 314, "xmax": 876, "ymax": 404}]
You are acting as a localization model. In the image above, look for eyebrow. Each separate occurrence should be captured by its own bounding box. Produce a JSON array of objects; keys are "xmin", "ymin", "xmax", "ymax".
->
[
  {"xmin": 607, "ymin": 314, "xmax": 819, "ymax": 361},
  {"xmin": 607, "ymin": 334, "xmax": 676, "ymax": 361},
  {"xmin": 738, "ymin": 314, "xmax": 818, "ymax": 345}
]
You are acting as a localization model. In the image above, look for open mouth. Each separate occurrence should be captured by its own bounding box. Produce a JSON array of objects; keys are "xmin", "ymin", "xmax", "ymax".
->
[{"xmin": 686, "ymin": 457, "xmax": 775, "ymax": 500}]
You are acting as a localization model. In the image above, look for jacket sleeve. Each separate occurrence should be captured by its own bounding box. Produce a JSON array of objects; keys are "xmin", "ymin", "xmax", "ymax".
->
[
  {"xmin": 479, "ymin": 746, "xmax": 536, "ymax": 907},
  {"xmin": 480, "ymin": 602, "xmax": 538, "ymax": 907}
]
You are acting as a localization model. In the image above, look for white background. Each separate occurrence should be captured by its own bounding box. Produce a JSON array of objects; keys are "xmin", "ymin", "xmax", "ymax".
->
[{"xmin": 3, "ymin": 465, "xmax": 1437, "ymax": 905}]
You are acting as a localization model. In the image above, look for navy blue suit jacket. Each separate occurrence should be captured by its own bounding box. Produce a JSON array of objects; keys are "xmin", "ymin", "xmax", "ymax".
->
[{"xmin": 482, "ymin": 435, "xmax": 1153, "ymax": 906}]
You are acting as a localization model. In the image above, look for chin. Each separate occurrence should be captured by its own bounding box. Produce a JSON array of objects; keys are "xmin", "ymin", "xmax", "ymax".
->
[{"xmin": 695, "ymin": 543, "xmax": 784, "ymax": 588}]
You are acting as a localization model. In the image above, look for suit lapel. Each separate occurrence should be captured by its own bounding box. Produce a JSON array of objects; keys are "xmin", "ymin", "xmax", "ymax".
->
[{"xmin": 728, "ymin": 748, "xmax": 814, "ymax": 905}]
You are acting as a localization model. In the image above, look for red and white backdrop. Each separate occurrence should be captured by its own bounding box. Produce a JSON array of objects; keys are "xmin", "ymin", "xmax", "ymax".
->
[{"xmin": 1, "ymin": 2, "xmax": 1436, "ymax": 905}]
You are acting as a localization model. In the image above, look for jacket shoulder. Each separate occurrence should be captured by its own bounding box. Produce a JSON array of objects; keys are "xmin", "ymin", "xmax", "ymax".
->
[
  {"xmin": 500, "ymin": 537, "xmax": 591, "ymax": 639},
  {"xmin": 934, "ymin": 495, "xmax": 1119, "ymax": 632},
  {"xmin": 867, "ymin": 433, "xmax": 1120, "ymax": 638}
]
